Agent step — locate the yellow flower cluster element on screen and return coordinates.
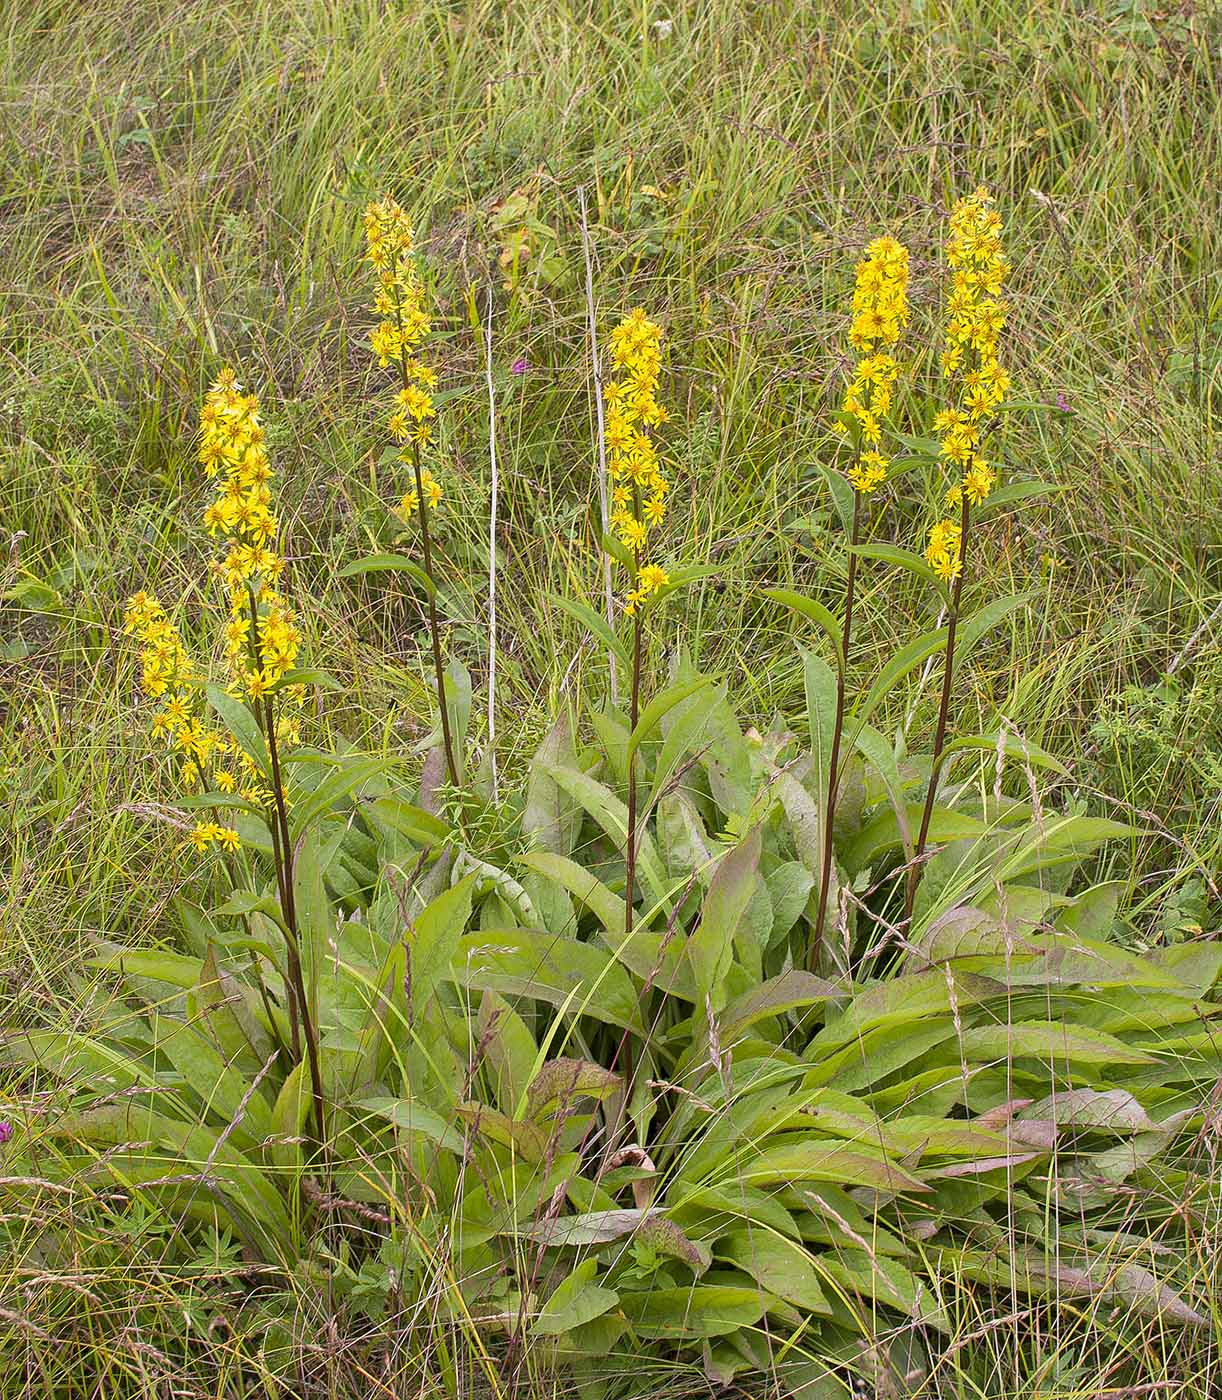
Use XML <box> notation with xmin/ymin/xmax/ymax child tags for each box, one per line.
<box><xmin>190</xmin><ymin>820</ymin><xmax>241</xmax><ymax>853</ymax></box>
<box><xmin>838</xmin><ymin>236</ymin><xmax>910</xmax><ymax>493</ymax></box>
<box><xmin>925</xmin><ymin>188</ymin><xmax>1012</xmax><ymax>582</ymax></box>
<box><xmin>605</xmin><ymin>309</ymin><xmax>671</xmax><ymax>615</ymax></box>
<box><xmin>122</xmin><ymin>591</ymin><xmax>249</xmax><ymax>832</ymax></box>
<box><xmin>197</xmin><ymin>370</ymin><xmax>304</xmax><ymax>707</ymax></box>
<box><xmin>364</xmin><ymin>196</ymin><xmax>443</xmax><ymax>519</ymax></box>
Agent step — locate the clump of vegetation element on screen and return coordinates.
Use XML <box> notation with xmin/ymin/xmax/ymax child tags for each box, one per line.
<box><xmin>3</xmin><ymin>183</ymin><xmax>1220</xmax><ymax>1400</ymax></box>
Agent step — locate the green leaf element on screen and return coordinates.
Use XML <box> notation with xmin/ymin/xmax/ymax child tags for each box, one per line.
<box><xmin>290</xmin><ymin>755</ymin><xmax>402</xmax><ymax>839</ymax></box>
<box><xmin>268</xmin><ymin>667</ymin><xmax>344</xmax><ymax>693</ymax></box>
<box><xmin>364</xmin><ymin>796</ymin><xmax>452</xmax><ymax>847</ymax></box>
<box><xmin>521</xmin><ymin>713</ymin><xmax>582</xmax><ymax>856</ymax></box>
<box><xmin>549</xmin><ymin>594</ymin><xmax>631</xmax><ymax>671</ymax></box>
<box><xmin>852</xmin><ymin>627</ymin><xmax>948</xmax><ymax>733</ymax></box>
<box><xmin>620</xmin><ymin>1285</ymin><xmax>767</xmax><ymax>1340</ymax></box>
<box><xmin>453</xmin><ymin>929</ymin><xmax>640</xmax><ymax>1029</ymax></box>
<box><xmin>408</xmin><ymin>873</ymin><xmax>479</xmax><ymax>1018</ymax></box>
<box><xmin>847</xmin><ymin>543</ymin><xmax>950</xmax><ymax>602</ymax></box>
<box><xmin>338</xmin><ymin>553</ymin><xmax>435</xmax><ymax>597</ymax></box>
<box><xmin>717</xmin><ymin>1230</ymin><xmax>830</xmax><ymax>1314</ymax></box>
<box><xmin>975</xmin><ymin>480</ymin><xmax>1066</xmax><ymax>515</ymax></box>
<box><xmin>534</xmin><ymin>1260</ymin><xmax>620</xmax><ymax>1337</ymax></box>
<box><xmin>214</xmin><ymin>890</ymin><xmax>287</xmax><ymax>930</ymax></box>
<box><xmin>762</xmin><ymin>590</ymin><xmax>844</xmax><ymax>670</ymax></box>
<box><xmin>689</xmin><ymin>828</ymin><xmax>761</xmax><ymax>1011</ymax></box>
<box><xmin>809</xmin><ymin>460</ymin><xmax>854</xmax><ymax>534</ymax></box>
<box><xmin>600</xmin><ymin>530</ymin><xmax>634</xmax><ymax>571</ymax></box>
<box><xmin>721</xmin><ymin>970</ymin><xmax>838</xmax><ymax>1042</ymax></box>
<box><xmin>626</xmin><ymin>676</ymin><xmax>714</xmax><ymax>766</ymax></box>
<box><xmin>738</xmin><ymin>1139</ymin><xmax>929</xmax><ymax>1195</ymax></box>
<box><xmin>516</xmin><ymin>851</ymin><xmax>625</xmax><ymax>936</ymax></box>
<box><xmin>955</xmin><ymin>592</ymin><xmax>1035</xmax><ymax>672</ymax></box>
<box><xmin>956</xmin><ymin>1021</ymin><xmax>1156</xmax><ymax>1065</ymax></box>
<box><xmin>933</xmin><ymin>731</ymin><xmax>1069</xmax><ymax>780</ymax></box>
<box><xmin>843</xmin><ymin>804</ymin><xmax>988</xmax><ymax>872</ymax></box>
<box><xmin>206</xmin><ymin>685</ymin><xmax>270</xmax><ymax>778</ymax></box>
<box><xmin>539</xmin><ymin>762</ymin><xmax>670</xmax><ymax>913</ymax></box>
<box><xmin>357</xmin><ymin>1095</ymin><xmax>467</xmax><ymax>1155</ymax></box>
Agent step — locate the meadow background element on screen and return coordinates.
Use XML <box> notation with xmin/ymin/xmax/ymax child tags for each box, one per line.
<box><xmin>1</xmin><ymin>0</ymin><xmax>1220</xmax><ymax>1396</ymax></box>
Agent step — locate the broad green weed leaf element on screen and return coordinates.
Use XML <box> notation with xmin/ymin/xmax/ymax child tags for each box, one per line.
<box><xmin>763</xmin><ymin>590</ymin><xmax>844</xmax><ymax>669</ymax></box>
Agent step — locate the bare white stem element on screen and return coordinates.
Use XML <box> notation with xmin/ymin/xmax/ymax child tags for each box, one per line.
<box><xmin>484</xmin><ymin>283</ymin><xmax>500</xmax><ymax>804</ymax></box>
<box><xmin>579</xmin><ymin>184</ymin><xmax>618</xmax><ymax>703</ymax></box>
<box><xmin>1168</xmin><ymin>597</ymin><xmax>1222</xmax><ymax>676</ymax></box>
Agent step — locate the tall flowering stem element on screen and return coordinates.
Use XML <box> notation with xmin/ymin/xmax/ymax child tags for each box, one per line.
<box><xmin>907</xmin><ymin>189</ymin><xmax>1011</xmax><ymax>920</ymax></box>
<box><xmin>126</xmin><ymin>369</ymin><xmax>326</xmax><ymax>1155</ymax></box>
<box><xmin>364</xmin><ymin>196</ymin><xmax>460</xmax><ymax>790</ymax></box>
<box><xmin>813</xmin><ymin>236</ymin><xmax>909</xmax><ymax>969</ymax></box>
<box><xmin>605</xmin><ymin>309</ymin><xmax>669</xmax><ymax>943</ymax></box>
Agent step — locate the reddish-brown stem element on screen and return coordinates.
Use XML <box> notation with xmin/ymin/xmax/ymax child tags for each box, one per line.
<box><xmin>410</xmin><ymin>450</ymin><xmax>460</xmax><ymax>791</ymax></box>
<box><xmin>906</xmin><ymin>493</ymin><xmax>972</xmax><ymax>921</ymax></box>
<box><xmin>810</xmin><ymin>492</ymin><xmax>861</xmax><ymax>971</ymax></box>
<box><xmin>261</xmin><ymin>692</ymin><xmax>327</xmax><ymax>1159</ymax></box>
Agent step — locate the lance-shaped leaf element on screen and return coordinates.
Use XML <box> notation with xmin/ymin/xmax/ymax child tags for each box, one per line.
<box><xmin>735</xmin><ymin>1139</ymin><xmax>930</xmax><ymax>1195</ymax></box>
<box><xmin>539</xmin><ymin>761</ymin><xmax>671</xmax><ymax>911</ymax></box>
<box><xmin>521</xmin><ymin>713</ymin><xmax>582</xmax><ymax>855</ymax></box>
<box><xmin>525</xmin><ymin>1058</ymin><xmax>622</xmax><ymax>1122</ymax></box>
<box><xmin>206</xmin><ymin>684</ymin><xmax>270</xmax><ymax>779</ymax></box>
<box><xmin>620</xmin><ymin>1284</ymin><xmax>768</xmax><ymax>1340</ymax></box>
<box><xmin>847</xmin><ymin>542</ymin><xmax>950</xmax><ymax>603</ymax></box>
<box><xmin>721</xmin><ymin>970</ymin><xmax>839</xmax><ymax>1042</ymax></box>
<box><xmin>453</xmin><ymin>929</ymin><xmax>640</xmax><ymax>1029</ymax></box>
<box><xmin>956</xmin><ymin>1020</ymin><xmax>1156</xmax><ymax>1065</ymax></box>
<box><xmin>763</xmin><ymin>589</ymin><xmax>844</xmax><ymax>670</ymax></box>
<box><xmin>688</xmin><ymin>827</ymin><xmax>761</xmax><ymax>1012</ymax></box>
<box><xmin>338</xmin><ymin>552</ymin><xmax>436</xmax><ymax>597</ymax></box>
<box><xmin>549</xmin><ymin>593</ymin><xmax>631</xmax><ymax>671</ymax></box>
<box><xmin>717</xmin><ymin>1230</ymin><xmax>831</xmax><ymax>1314</ymax></box>
<box><xmin>533</xmin><ymin>1259</ymin><xmax>620</xmax><ymax>1337</ymax></box>
<box><xmin>626</xmin><ymin>676</ymin><xmax>714</xmax><ymax>766</ymax></box>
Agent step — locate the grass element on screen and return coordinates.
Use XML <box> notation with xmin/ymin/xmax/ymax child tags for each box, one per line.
<box><xmin>1</xmin><ymin>0</ymin><xmax>1220</xmax><ymax>1395</ymax></box>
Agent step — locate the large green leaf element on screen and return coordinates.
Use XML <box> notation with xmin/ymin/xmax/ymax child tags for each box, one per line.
<box><xmin>956</xmin><ymin>1021</ymin><xmax>1156</xmax><ymax>1065</ymax></box>
<box><xmin>534</xmin><ymin>1259</ymin><xmax>619</xmax><ymax>1336</ymax></box>
<box><xmin>762</xmin><ymin>590</ymin><xmax>844</xmax><ymax>670</ymax></box>
<box><xmin>620</xmin><ymin>1284</ymin><xmax>768</xmax><ymax>1340</ymax></box>
<box><xmin>521</xmin><ymin>713</ymin><xmax>582</xmax><ymax>856</ymax></box>
<box><xmin>516</xmin><ymin>850</ymin><xmax>625</xmax><ymax>935</ymax></box>
<box><xmin>452</xmin><ymin>929</ymin><xmax>640</xmax><ymax>1029</ymax></box>
<box><xmin>717</xmin><ymin>1230</ymin><xmax>831</xmax><ymax>1314</ymax></box>
<box><xmin>407</xmin><ymin>873</ymin><xmax>478</xmax><ymax>1019</ymax></box>
<box><xmin>689</xmin><ymin>827</ymin><xmax>761</xmax><ymax>1010</ymax></box>
<box><xmin>539</xmin><ymin>761</ymin><xmax>671</xmax><ymax>911</ymax></box>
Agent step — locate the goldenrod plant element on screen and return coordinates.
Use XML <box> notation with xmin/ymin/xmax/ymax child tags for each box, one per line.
<box><xmin>907</xmin><ymin>187</ymin><xmax>1013</xmax><ymax>919</ymax></box>
<box><xmin>357</xmin><ymin>194</ymin><xmax>461</xmax><ymax>790</ymax></box>
<box><xmin>3</xmin><ymin>181</ymin><xmax>1219</xmax><ymax>1400</ymax></box>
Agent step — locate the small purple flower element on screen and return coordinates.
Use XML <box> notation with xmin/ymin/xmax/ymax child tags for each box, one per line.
<box><xmin>0</xmin><ymin>1121</ymin><xmax>12</xmax><ymax>1146</ymax></box>
<box><xmin>510</xmin><ymin>357</ymin><xmax>529</xmax><ymax>376</ymax></box>
<box><xmin>1055</xmin><ymin>391</ymin><xmax>1071</xmax><ymax>413</ymax></box>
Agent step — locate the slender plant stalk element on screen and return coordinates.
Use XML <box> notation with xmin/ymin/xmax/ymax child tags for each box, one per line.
<box><xmin>409</xmin><ymin>441</ymin><xmax>460</xmax><ymax>790</ymax></box>
<box><xmin>623</xmin><ymin>598</ymin><xmax>644</xmax><ymax>940</ymax></box>
<box><xmin>389</xmin><ymin>269</ymin><xmax>460</xmax><ymax>790</ymax></box>
<box><xmin>907</xmin><ymin>493</ymin><xmax>972</xmax><ymax>920</ymax></box>
<box><xmin>483</xmin><ymin>282</ymin><xmax>499</xmax><ymax>803</ymax></box>
<box><xmin>261</xmin><ymin>692</ymin><xmax>327</xmax><ymax>1158</ymax></box>
<box><xmin>811</xmin><ymin>493</ymin><xmax>861</xmax><ymax>970</ymax></box>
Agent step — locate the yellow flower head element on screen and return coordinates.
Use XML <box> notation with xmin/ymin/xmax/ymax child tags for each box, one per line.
<box><xmin>365</xmin><ymin>195</ymin><xmax>445</xmax><ymax>525</ymax></box>
<box><xmin>838</xmin><ymin>235</ymin><xmax>910</xmax><ymax>494</ymax></box>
